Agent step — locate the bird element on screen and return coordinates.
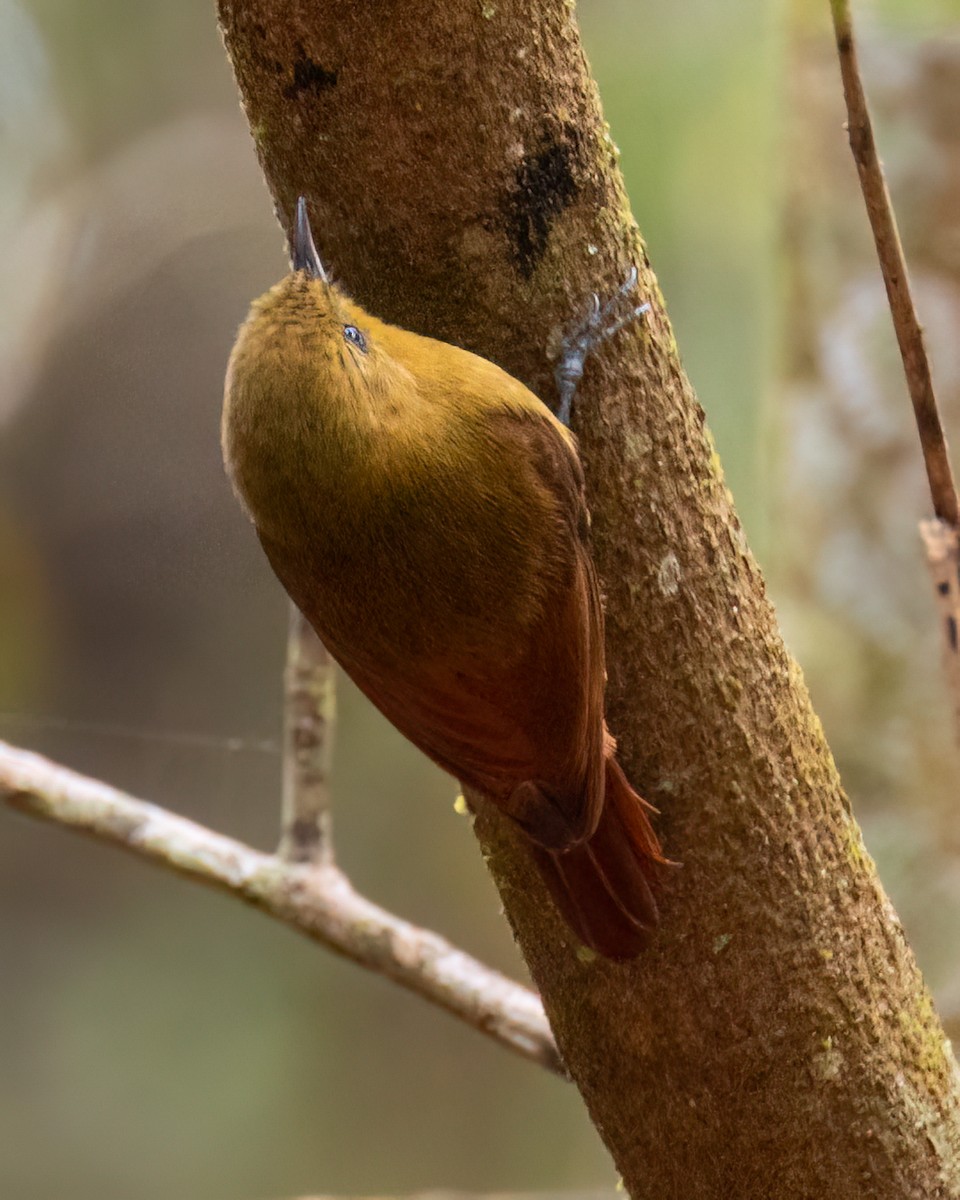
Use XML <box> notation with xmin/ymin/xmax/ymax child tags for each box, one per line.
<box><xmin>222</xmin><ymin>197</ymin><xmax>666</xmax><ymax>958</ymax></box>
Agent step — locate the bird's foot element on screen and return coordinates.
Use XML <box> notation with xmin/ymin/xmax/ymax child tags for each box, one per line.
<box><xmin>554</xmin><ymin>267</ymin><xmax>650</xmax><ymax>427</ymax></box>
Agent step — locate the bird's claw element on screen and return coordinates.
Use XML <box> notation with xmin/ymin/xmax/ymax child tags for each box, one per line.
<box><xmin>554</xmin><ymin>266</ymin><xmax>649</xmax><ymax>427</ymax></box>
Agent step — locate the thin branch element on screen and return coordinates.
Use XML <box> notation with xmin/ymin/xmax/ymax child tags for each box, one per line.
<box><xmin>830</xmin><ymin>2</ymin><xmax>960</xmax><ymax>736</ymax></box>
<box><xmin>829</xmin><ymin>0</ymin><xmax>960</xmax><ymax>527</ymax></box>
<box><xmin>0</xmin><ymin>739</ymin><xmax>562</xmax><ymax>1075</ymax></box>
<box><xmin>280</xmin><ymin>603</ymin><xmax>335</xmax><ymax>865</ymax></box>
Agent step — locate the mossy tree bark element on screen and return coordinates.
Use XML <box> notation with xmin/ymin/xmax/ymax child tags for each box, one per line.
<box><xmin>216</xmin><ymin>1</ymin><xmax>960</xmax><ymax>1195</ymax></box>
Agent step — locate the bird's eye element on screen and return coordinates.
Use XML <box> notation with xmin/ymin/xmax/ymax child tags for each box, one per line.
<box><xmin>343</xmin><ymin>325</ymin><xmax>367</xmax><ymax>353</ymax></box>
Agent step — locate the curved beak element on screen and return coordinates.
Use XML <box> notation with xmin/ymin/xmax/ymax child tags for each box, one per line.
<box><xmin>292</xmin><ymin>196</ymin><xmax>328</xmax><ymax>281</ymax></box>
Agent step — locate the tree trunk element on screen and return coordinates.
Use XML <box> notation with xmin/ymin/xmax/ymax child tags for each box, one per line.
<box><xmin>216</xmin><ymin>1</ymin><xmax>960</xmax><ymax>1195</ymax></box>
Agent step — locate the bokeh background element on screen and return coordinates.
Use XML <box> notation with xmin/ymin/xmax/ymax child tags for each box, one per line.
<box><xmin>2</xmin><ymin>0</ymin><xmax>960</xmax><ymax>1197</ymax></box>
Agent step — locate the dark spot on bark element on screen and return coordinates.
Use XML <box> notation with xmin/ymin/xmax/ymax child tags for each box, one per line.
<box><xmin>837</xmin><ymin>31</ymin><xmax>852</xmax><ymax>55</ymax></box>
<box><xmin>948</xmin><ymin>615</ymin><xmax>958</xmax><ymax>653</ymax></box>
<box><xmin>938</xmin><ymin>580</ymin><xmax>950</xmax><ymax>596</ymax></box>
<box><xmin>503</xmin><ymin>127</ymin><xmax>580</xmax><ymax>278</ymax></box>
<box><xmin>283</xmin><ymin>54</ymin><xmax>338</xmax><ymax>99</ymax></box>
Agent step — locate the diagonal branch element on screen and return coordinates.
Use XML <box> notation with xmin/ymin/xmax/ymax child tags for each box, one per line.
<box><xmin>829</xmin><ymin>0</ymin><xmax>959</xmax><ymax>527</ymax></box>
<box><xmin>829</xmin><ymin>0</ymin><xmax>960</xmax><ymax>734</ymax></box>
<box><xmin>0</xmin><ymin>739</ymin><xmax>562</xmax><ymax>1075</ymax></box>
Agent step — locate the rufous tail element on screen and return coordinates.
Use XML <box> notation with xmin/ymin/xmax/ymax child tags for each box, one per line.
<box><xmin>531</xmin><ymin>757</ymin><xmax>667</xmax><ymax>959</ymax></box>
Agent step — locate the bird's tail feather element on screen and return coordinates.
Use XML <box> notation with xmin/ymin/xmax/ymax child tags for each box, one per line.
<box><xmin>532</xmin><ymin>757</ymin><xmax>667</xmax><ymax>959</ymax></box>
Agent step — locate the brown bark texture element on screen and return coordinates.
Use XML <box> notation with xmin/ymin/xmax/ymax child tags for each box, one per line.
<box><xmin>216</xmin><ymin>1</ymin><xmax>960</xmax><ymax>1196</ymax></box>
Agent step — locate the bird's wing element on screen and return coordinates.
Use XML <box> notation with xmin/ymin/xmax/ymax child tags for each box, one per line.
<box><xmin>261</xmin><ymin>404</ymin><xmax>609</xmax><ymax>848</ymax></box>
<box><xmin>361</xmin><ymin>407</ymin><xmax>606</xmax><ymax>841</ymax></box>
<box><xmin>328</xmin><ymin>535</ymin><xmax>608</xmax><ymax>848</ymax></box>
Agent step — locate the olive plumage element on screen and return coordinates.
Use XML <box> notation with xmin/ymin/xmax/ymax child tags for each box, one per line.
<box><xmin>222</xmin><ymin>200</ymin><xmax>664</xmax><ymax>958</ymax></box>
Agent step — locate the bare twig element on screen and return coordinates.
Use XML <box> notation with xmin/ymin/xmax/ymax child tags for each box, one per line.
<box><xmin>829</xmin><ymin>2</ymin><xmax>960</xmax><ymax>735</ymax></box>
<box><xmin>280</xmin><ymin>603</ymin><xmax>335</xmax><ymax>865</ymax></box>
<box><xmin>829</xmin><ymin>0</ymin><xmax>960</xmax><ymax>527</ymax></box>
<box><xmin>0</xmin><ymin>740</ymin><xmax>562</xmax><ymax>1075</ymax></box>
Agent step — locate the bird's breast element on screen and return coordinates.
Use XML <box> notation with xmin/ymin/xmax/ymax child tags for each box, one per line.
<box><xmin>255</xmin><ymin>414</ymin><xmax>567</xmax><ymax>666</ymax></box>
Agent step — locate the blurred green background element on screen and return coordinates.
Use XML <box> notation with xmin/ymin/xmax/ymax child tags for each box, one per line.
<box><xmin>2</xmin><ymin>1</ymin><xmax>960</xmax><ymax>1197</ymax></box>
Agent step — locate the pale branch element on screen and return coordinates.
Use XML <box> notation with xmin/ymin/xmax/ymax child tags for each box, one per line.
<box><xmin>0</xmin><ymin>739</ymin><xmax>562</xmax><ymax>1075</ymax></box>
<box><xmin>280</xmin><ymin>602</ymin><xmax>336</xmax><ymax>865</ymax></box>
<box><xmin>829</xmin><ymin>0</ymin><xmax>959</xmax><ymax>528</ymax></box>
